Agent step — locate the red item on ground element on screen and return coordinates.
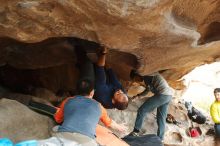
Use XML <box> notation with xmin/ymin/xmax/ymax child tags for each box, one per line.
<box><xmin>190</xmin><ymin>128</ymin><xmax>200</xmax><ymax>137</ymax></box>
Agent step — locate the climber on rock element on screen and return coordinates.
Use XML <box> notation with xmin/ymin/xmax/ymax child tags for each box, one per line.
<box><xmin>128</xmin><ymin>70</ymin><xmax>173</xmax><ymax>140</ymax></box>
<box><xmin>93</xmin><ymin>45</ymin><xmax>128</xmax><ymax>110</ymax></box>
<box><xmin>53</xmin><ymin>42</ymin><xmax>128</xmax><ymax>145</ymax></box>
<box><xmin>67</xmin><ymin>38</ymin><xmax>128</xmax><ymax>110</ymax></box>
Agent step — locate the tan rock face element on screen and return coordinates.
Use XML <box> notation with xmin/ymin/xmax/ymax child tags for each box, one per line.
<box><xmin>0</xmin><ymin>0</ymin><xmax>220</xmax><ymax>90</ymax></box>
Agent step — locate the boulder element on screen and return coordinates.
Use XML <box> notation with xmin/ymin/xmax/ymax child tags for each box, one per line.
<box><xmin>0</xmin><ymin>98</ymin><xmax>54</xmax><ymax>143</ymax></box>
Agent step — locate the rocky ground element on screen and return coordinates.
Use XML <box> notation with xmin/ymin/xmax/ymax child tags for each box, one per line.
<box><xmin>0</xmin><ymin>84</ymin><xmax>217</xmax><ymax>146</ymax></box>
<box><xmin>108</xmin><ymin>83</ymin><xmax>216</xmax><ymax>146</ymax></box>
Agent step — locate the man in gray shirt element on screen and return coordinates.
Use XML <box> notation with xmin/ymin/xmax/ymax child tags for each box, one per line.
<box><xmin>129</xmin><ymin>70</ymin><xmax>173</xmax><ymax>140</ymax></box>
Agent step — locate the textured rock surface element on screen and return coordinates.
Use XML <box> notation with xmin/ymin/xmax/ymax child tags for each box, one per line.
<box><xmin>0</xmin><ymin>0</ymin><xmax>220</xmax><ymax>89</ymax></box>
<box><xmin>1</xmin><ymin>1</ymin><xmax>220</xmax><ymax>145</ymax></box>
<box><xmin>0</xmin><ymin>98</ymin><xmax>54</xmax><ymax>143</ymax></box>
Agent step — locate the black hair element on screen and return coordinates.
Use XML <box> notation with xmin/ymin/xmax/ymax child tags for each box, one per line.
<box><xmin>214</xmin><ymin>88</ymin><xmax>220</xmax><ymax>93</ymax></box>
<box><xmin>76</xmin><ymin>78</ymin><xmax>94</xmax><ymax>96</ymax></box>
<box><xmin>130</xmin><ymin>69</ymin><xmax>137</xmax><ymax>79</ymax></box>
<box><xmin>130</xmin><ymin>69</ymin><xmax>140</xmax><ymax>79</ymax></box>
<box><xmin>114</xmin><ymin>98</ymin><xmax>128</xmax><ymax>110</ymax></box>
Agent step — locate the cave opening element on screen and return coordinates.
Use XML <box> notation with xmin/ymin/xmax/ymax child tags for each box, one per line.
<box><xmin>199</xmin><ymin>22</ymin><xmax>220</xmax><ymax>45</ymax></box>
<box><xmin>181</xmin><ymin>62</ymin><xmax>220</xmax><ymax>114</ymax></box>
<box><xmin>0</xmin><ymin>37</ymin><xmax>138</xmax><ymax>103</ymax></box>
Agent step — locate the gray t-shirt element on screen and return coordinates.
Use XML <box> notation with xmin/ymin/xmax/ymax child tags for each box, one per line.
<box><xmin>143</xmin><ymin>73</ymin><xmax>173</xmax><ymax>96</ymax></box>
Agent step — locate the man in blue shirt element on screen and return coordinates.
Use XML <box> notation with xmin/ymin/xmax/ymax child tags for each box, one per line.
<box><xmin>69</xmin><ymin>39</ymin><xmax>128</xmax><ymax>110</ymax></box>
<box><xmin>94</xmin><ymin>46</ymin><xmax>128</xmax><ymax>110</ymax></box>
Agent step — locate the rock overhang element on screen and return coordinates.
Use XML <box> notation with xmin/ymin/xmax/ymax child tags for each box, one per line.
<box><xmin>0</xmin><ymin>0</ymin><xmax>220</xmax><ymax>89</ymax></box>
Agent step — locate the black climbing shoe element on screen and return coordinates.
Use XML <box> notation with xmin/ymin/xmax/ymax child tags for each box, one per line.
<box><xmin>127</xmin><ymin>131</ymin><xmax>141</xmax><ymax>137</ymax></box>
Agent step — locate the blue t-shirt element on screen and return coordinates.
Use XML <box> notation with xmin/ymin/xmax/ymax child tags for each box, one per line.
<box><xmin>58</xmin><ymin>96</ymin><xmax>101</xmax><ymax>139</ymax></box>
<box><xmin>94</xmin><ymin>66</ymin><xmax>124</xmax><ymax>109</ymax></box>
